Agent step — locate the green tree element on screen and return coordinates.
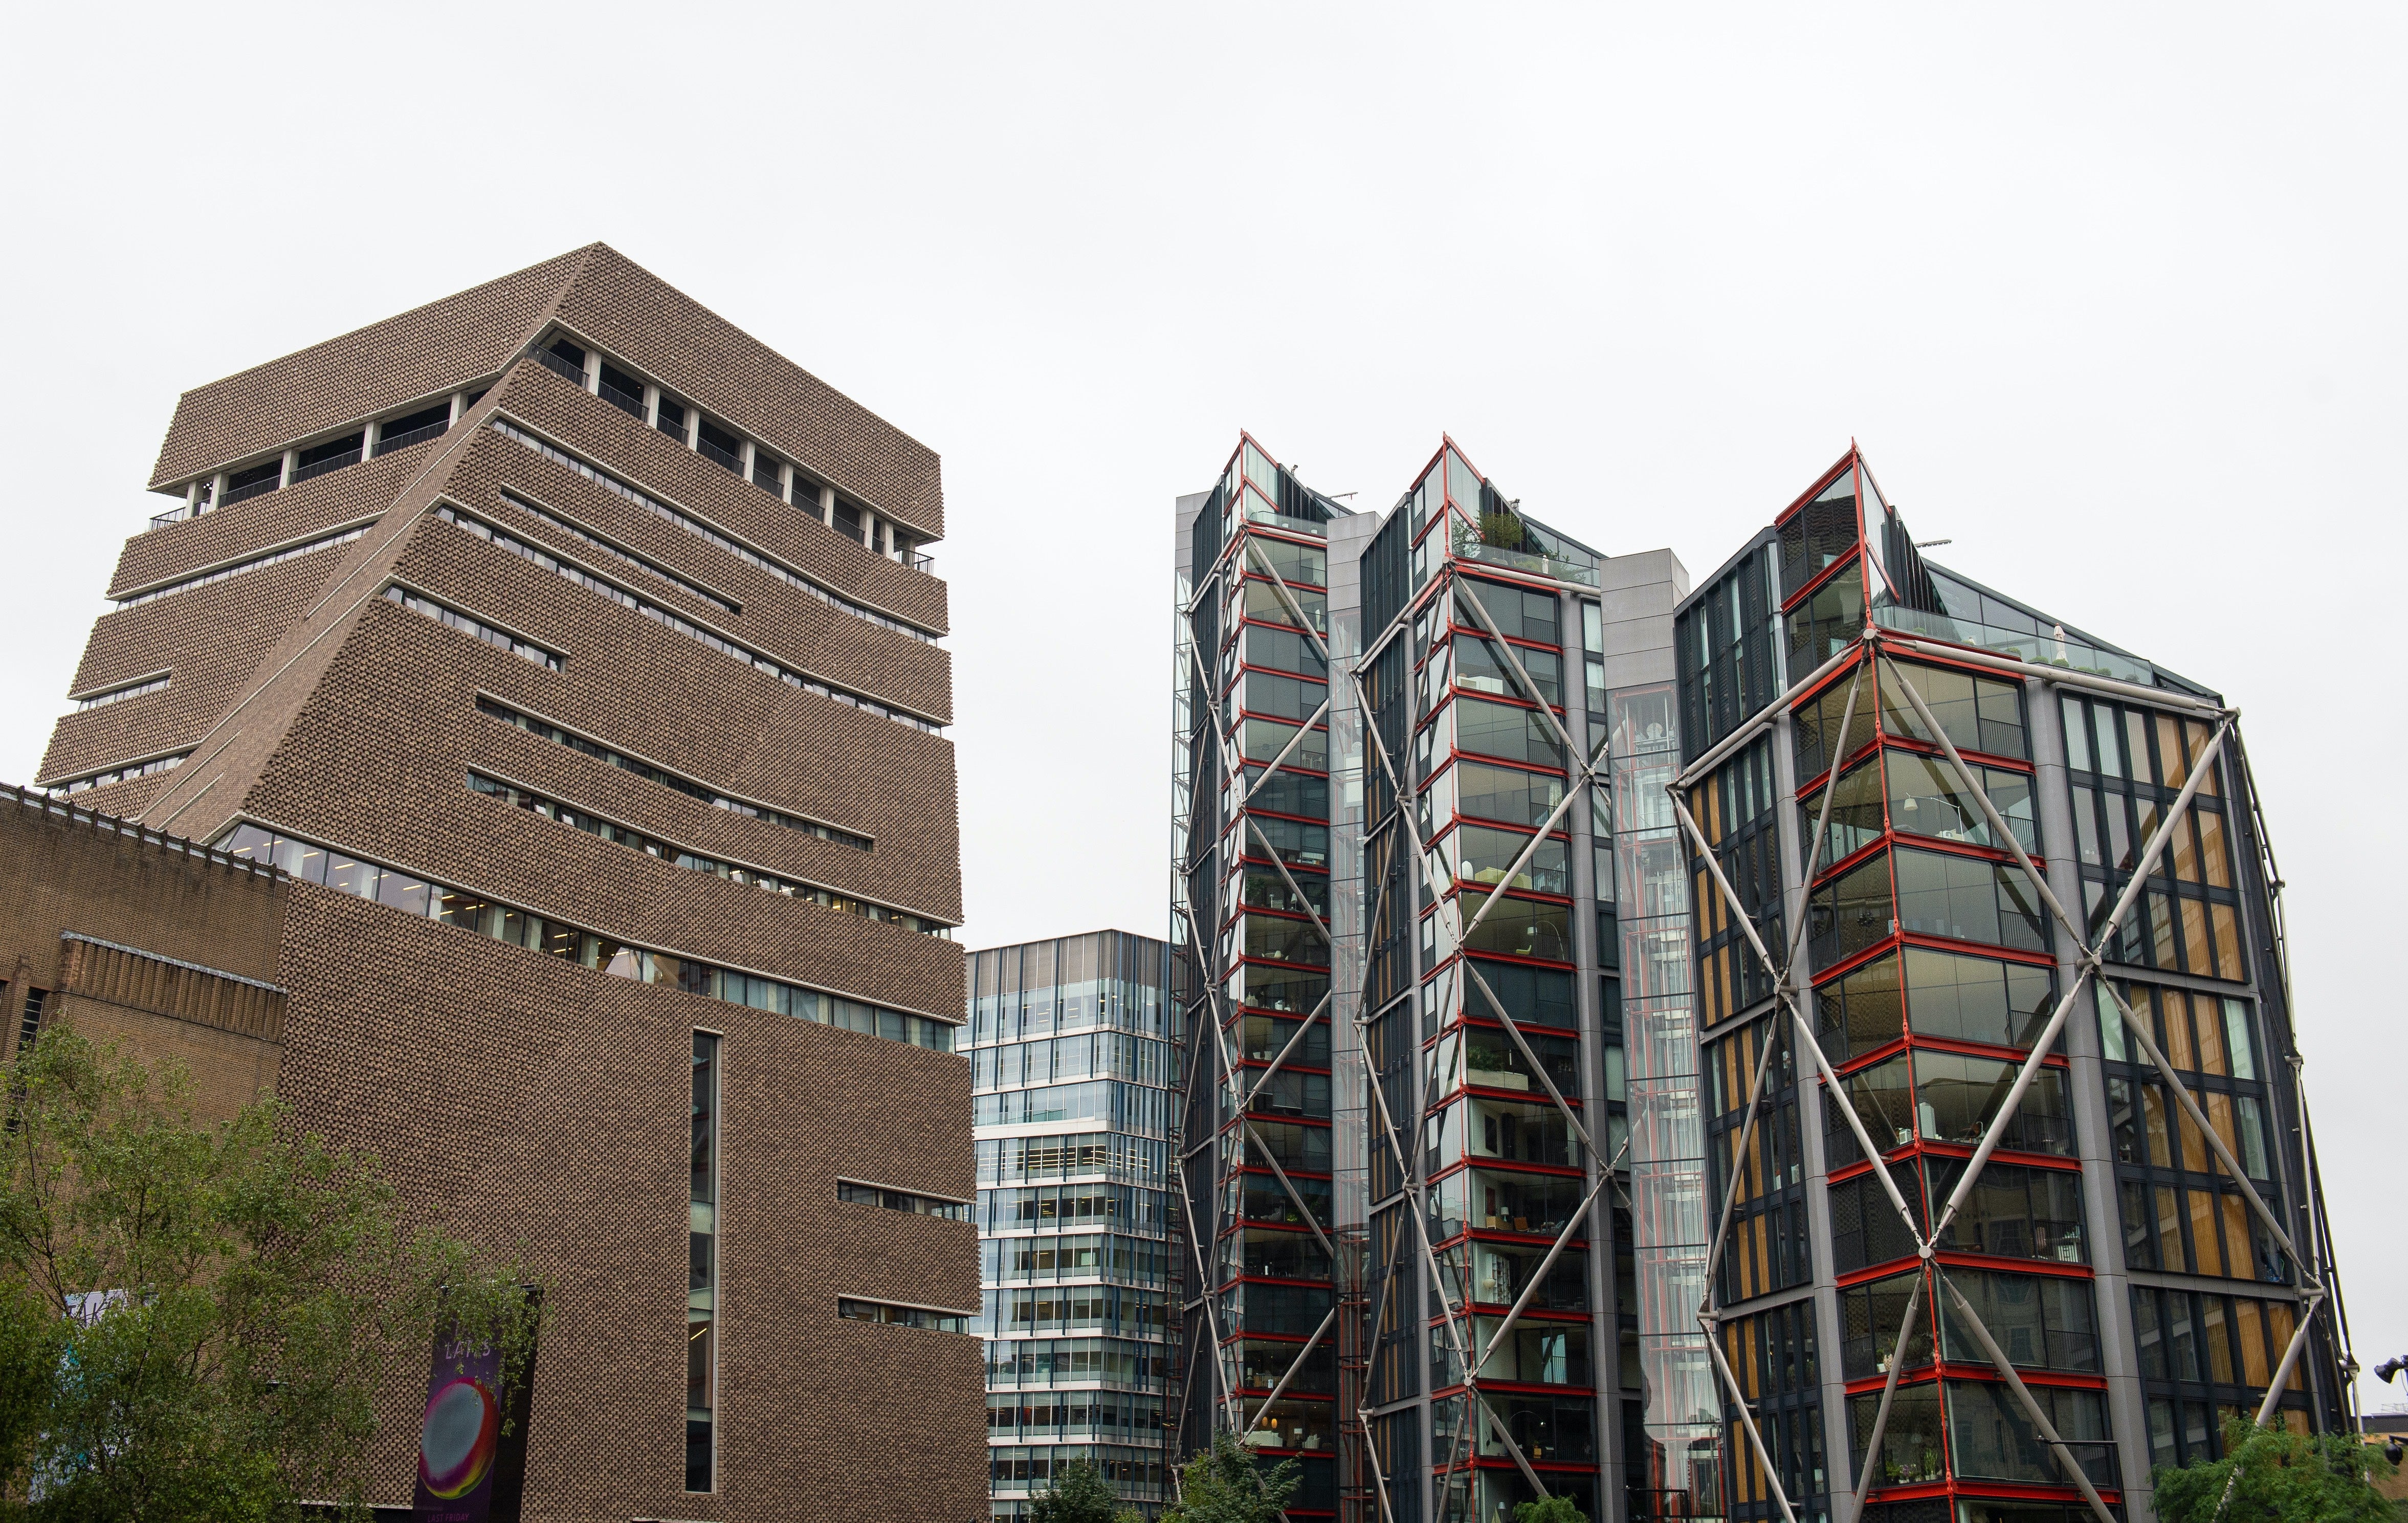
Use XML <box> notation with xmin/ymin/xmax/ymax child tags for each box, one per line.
<box><xmin>1515</xmin><ymin>1497</ymin><xmax>1588</xmax><ymax>1523</ymax></box>
<box><xmin>1162</xmin><ymin>1430</ymin><xmax>1302</xmax><ymax>1523</ymax></box>
<box><xmin>1478</xmin><ymin>510</ymin><xmax>1527</xmax><ymax>550</ymax></box>
<box><xmin>1030</xmin><ymin>1458</ymin><xmax>1133</xmax><ymax>1523</ymax></box>
<box><xmin>0</xmin><ymin>1025</ymin><xmax>543</xmax><ymax>1522</ymax></box>
<box><xmin>2151</xmin><ymin>1411</ymin><xmax>2397</xmax><ymax>1523</ymax></box>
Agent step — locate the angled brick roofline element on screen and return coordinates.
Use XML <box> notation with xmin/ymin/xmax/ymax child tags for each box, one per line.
<box><xmin>2</xmin><ymin>780</ymin><xmax>281</xmax><ymax>883</ymax></box>
<box><xmin>148</xmin><ymin>248</ymin><xmax>589</xmax><ymax>493</ymax></box>
<box><xmin>148</xmin><ymin>244</ymin><xmax>945</xmax><ymax>542</ymax></box>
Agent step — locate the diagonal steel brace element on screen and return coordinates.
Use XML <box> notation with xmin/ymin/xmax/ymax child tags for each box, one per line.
<box><xmin>1936</xmin><ymin>1269</ymin><xmax>2118</xmax><ymax>1523</ymax></box>
<box><xmin>1845</xmin><ymin>1268</ymin><xmax>1928</xmax><ymax>1523</ymax></box>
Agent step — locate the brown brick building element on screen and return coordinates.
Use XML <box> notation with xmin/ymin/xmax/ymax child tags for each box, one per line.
<box><xmin>21</xmin><ymin>246</ymin><xmax>982</xmax><ymax>1520</ymax></box>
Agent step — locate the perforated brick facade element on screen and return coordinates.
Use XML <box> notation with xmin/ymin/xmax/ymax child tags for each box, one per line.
<box><xmin>26</xmin><ymin>248</ymin><xmax>980</xmax><ymax>1519</ymax></box>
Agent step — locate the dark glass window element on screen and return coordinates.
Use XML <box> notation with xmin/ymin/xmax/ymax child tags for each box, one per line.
<box><xmin>1785</xmin><ymin>561</ymin><xmax>1863</xmax><ymax>671</ymax></box>
<box><xmin>599</xmin><ymin>362</ymin><xmax>646</xmax><ymax>418</ymax></box>
<box><xmin>1779</xmin><ymin>466</ymin><xmax>1859</xmax><ymax>599</ymax></box>
<box><xmin>688</xmin><ymin>1031</ymin><xmax>720</xmax><ymax>1492</ymax></box>
<box><xmin>1890</xmin><ymin>846</ymin><xmax>2047</xmax><ymax>955</ymax></box>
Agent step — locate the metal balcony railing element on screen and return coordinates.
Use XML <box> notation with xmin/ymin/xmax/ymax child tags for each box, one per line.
<box><xmin>290</xmin><ymin>448</ymin><xmax>360</xmax><ymax>485</ymax></box>
<box><xmin>373</xmin><ymin>419</ymin><xmax>450</xmax><ymax>456</ymax></box>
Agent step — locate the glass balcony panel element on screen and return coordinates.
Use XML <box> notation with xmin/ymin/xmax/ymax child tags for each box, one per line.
<box><xmin>1901</xmin><ymin>946</ymin><xmax>2055</xmax><ymax>1051</ymax></box>
<box><xmin>1244</xmin><ymin>575</ymin><xmax>1328</xmax><ymax>633</ymax></box>
<box><xmin>1877</xmin><ymin>659</ymin><xmax>2030</xmax><ymax>761</ymax></box>
<box><xmin>1457</xmin><ymin>891</ymin><xmax>1574</xmax><ymax>964</ymax></box>
<box><xmin>1454</xmin><ymin>696</ymin><xmax>1567</xmax><ymax>770</ymax></box>
<box><xmin>1453</xmin><ymin>633</ymin><xmax>1563</xmax><ymax>705</ymax></box>
<box><xmin>1425</xmin><ymin>1025</ymin><xmax>1581</xmax><ymax>1100</ymax></box>
<box><xmin>1892</xmin><ymin>847</ymin><xmax>2048</xmax><ymax>955</ymax></box>
<box><xmin>1945</xmin><ymin>1379</ymin><xmax>2113</xmax><ymax>1487</ymax></box>
<box><xmin>1913</xmin><ymin>1050</ymin><xmax>2073</xmax><ymax>1155</ymax></box>
<box><xmin>1848</xmin><ymin>1380</ymin><xmax>1945</xmax><ymax>1487</ymax></box>
<box><xmin>1438</xmin><ymin>1166</ymin><xmax>1586</xmax><ymax>1237</ymax></box>
<box><xmin>1239</xmin><ymin>1396</ymin><xmax>1336</xmax><ymax>1451</ymax></box>
<box><xmin>1469</xmin><ymin>1325</ymin><xmax>1596</xmax><ymax>1394</ymax></box>
<box><xmin>1885</xmin><ymin>748</ymin><xmax>2038</xmax><ymax>854</ymax></box>
<box><xmin>1839</xmin><ymin>1269</ymin><xmax>1934</xmax><ymax>1381</ymax></box>
<box><xmin>1450</xmin><ymin>823</ymin><xmax>1570</xmax><ymax>896</ymax></box>
<box><xmin>1428</xmin><ymin>1095</ymin><xmax>1581</xmax><ymax>1173</ymax></box>
<box><xmin>1444</xmin><ymin>1240</ymin><xmax>1590</xmax><ymax>1313</ymax></box>
<box><xmin>1454</xmin><ymin>761</ymin><xmax>1564</xmax><ymax>829</ymax></box>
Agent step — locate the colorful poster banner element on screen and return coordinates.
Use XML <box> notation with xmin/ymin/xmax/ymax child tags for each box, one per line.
<box><xmin>412</xmin><ymin>1306</ymin><xmax>536</xmax><ymax>1523</ymax></box>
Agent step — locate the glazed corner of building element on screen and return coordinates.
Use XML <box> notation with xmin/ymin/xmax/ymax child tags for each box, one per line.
<box><xmin>1672</xmin><ymin>442</ymin><xmax>2347</xmax><ymax>1523</ymax></box>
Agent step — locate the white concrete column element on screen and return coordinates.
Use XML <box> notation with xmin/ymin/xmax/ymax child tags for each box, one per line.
<box><xmin>778</xmin><ymin>463</ymin><xmax>796</xmax><ymax>505</ymax></box>
<box><xmin>739</xmin><ymin>440</ymin><xmax>757</xmax><ymax>480</ymax></box>
<box><xmin>448</xmin><ymin>392</ymin><xmax>465</xmax><ymax>426</ymax></box>
<box><xmin>583</xmin><ymin>347</ymin><xmax>601</xmax><ymax>393</ymax></box>
<box><xmin>363</xmin><ymin>419</ymin><xmax>381</xmax><ymax>458</ymax></box>
<box><xmin>643</xmin><ymin>384</ymin><xmax>660</xmax><ymax>429</ymax></box>
<box><xmin>278</xmin><ymin>449</ymin><xmax>297</xmax><ymax>489</ymax></box>
<box><xmin>210</xmin><ymin>471</ymin><xmax>228</xmax><ymax>510</ymax></box>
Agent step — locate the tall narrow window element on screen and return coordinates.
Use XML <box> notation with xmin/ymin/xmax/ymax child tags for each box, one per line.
<box><xmin>688</xmin><ymin>1031</ymin><xmax>721</xmax><ymax>1492</ymax></box>
<box><xmin>16</xmin><ymin>989</ymin><xmax>46</xmax><ymax>1056</ymax></box>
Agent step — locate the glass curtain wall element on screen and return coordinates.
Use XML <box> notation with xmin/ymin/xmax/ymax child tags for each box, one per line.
<box><xmin>971</xmin><ymin>932</ymin><xmax>1182</xmax><ymax>1520</ymax></box>
<box><xmin>1620</xmin><ymin>679</ymin><xmax>1722</xmax><ymax>1523</ymax></box>
<box><xmin>1375</xmin><ymin>443</ymin><xmax>1621</xmax><ymax>1522</ymax></box>
<box><xmin>1673</xmin><ymin>446</ymin><xmax>2351</xmax><ymax>1523</ymax></box>
<box><xmin>1176</xmin><ymin>437</ymin><xmax>1352</xmax><ymax>1519</ymax></box>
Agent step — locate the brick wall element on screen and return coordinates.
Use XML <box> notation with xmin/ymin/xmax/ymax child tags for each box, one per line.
<box><xmin>276</xmin><ymin>883</ymin><xmax>985</xmax><ymax>1521</ymax></box>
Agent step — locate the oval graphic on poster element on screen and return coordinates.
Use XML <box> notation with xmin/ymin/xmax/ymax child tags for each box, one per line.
<box><xmin>418</xmin><ymin>1375</ymin><xmax>500</xmax><ymax>1498</ymax></box>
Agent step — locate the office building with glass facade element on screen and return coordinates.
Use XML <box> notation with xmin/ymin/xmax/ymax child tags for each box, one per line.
<box><xmin>1672</xmin><ymin>447</ymin><xmax>2354</xmax><ymax>1523</ymax></box>
<box><xmin>970</xmin><ymin>930</ymin><xmax>1185</xmax><ymax>1519</ymax></box>
<box><xmin>1174</xmin><ymin>436</ymin><xmax>1692</xmax><ymax>1522</ymax></box>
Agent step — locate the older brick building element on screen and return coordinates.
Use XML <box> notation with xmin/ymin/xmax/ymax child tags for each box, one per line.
<box><xmin>25</xmin><ymin>246</ymin><xmax>982</xmax><ymax>1520</ymax></box>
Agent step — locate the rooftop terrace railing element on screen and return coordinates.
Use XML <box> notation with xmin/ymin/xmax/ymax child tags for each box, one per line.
<box><xmin>534</xmin><ymin>346</ymin><xmax>588</xmax><ymax>387</ymax></box>
<box><xmin>1451</xmin><ymin>535</ymin><xmax>1601</xmax><ymax>587</ymax></box>
<box><xmin>147</xmin><ymin>340</ymin><xmax>944</xmax><ymax>578</ymax></box>
<box><xmin>372</xmin><ymin>418</ymin><xmax>451</xmax><ymax>456</ymax></box>
<box><xmin>1243</xmin><ymin>503</ymin><xmax>1328</xmax><ymax>540</ymax></box>
<box><xmin>1872</xmin><ymin>602</ymin><xmax>2153</xmax><ymax>686</ymax></box>
<box><xmin>219</xmin><ymin>475</ymin><xmax>280</xmax><ymax>508</ymax></box>
<box><xmin>289</xmin><ymin>447</ymin><xmax>361</xmax><ymax>485</ymax></box>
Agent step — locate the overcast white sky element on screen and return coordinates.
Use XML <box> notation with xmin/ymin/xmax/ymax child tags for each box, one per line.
<box><xmin>3</xmin><ymin>3</ymin><xmax>2399</xmax><ymax>1414</ymax></box>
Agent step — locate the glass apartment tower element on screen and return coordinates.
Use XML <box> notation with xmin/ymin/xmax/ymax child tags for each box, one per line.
<box><xmin>971</xmin><ymin>930</ymin><xmax>1185</xmax><ymax>1519</ymax></box>
<box><xmin>1672</xmin><ymin>448</ymin><xmax>2353</xmax><ymax>1523</ymax></box>
<box><xmin>1174</xmin><ymin>435</ymin><xmax>1696</xmax><ymax>1522</ymax></box>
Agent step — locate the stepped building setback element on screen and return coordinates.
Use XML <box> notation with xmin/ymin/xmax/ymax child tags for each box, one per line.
<box><xmin>23</xmin><ymin>246</ymin><xmax>984</xmax><ymax>1519</ymax></box>
<box><xmin>1169</xmin><ymin>437</ymin><xmax>2354</xmax><ymax>1523</ymax></box>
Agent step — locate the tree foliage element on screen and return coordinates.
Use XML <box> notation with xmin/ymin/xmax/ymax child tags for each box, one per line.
<box><xmin>1477</xmin><ymin>510</ymin><xmax>1526</xmax><ymax>550</ymax></box>
<box><xmin>1029</xmin><ymin>1457</ymin><xmax>1144</xmax><ymax>1523</ymax></box>
<box><xmin>2150</xmin><ymin>1411</ymin><xmax>2397</xmax><ymax>1523</ymax></box>
<box><xmin>1514</xmin><ymin>1497</ymin><xmax>1588</xmax><ymax>1523</ymax></box>
<box><xmin>1161</xmin><ymin>1431</ymin><xmax>1302</xmax><ymax>1523</ymax></box>
<box><xmin>0</xmin><ymin>1026</ymin><xmax>543</xmax><ymax>1522</ymax></box>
